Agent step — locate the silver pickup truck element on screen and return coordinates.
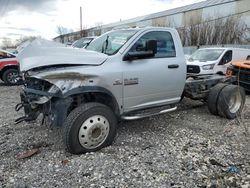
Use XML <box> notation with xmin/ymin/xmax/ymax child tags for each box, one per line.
<box><xmin>16</xmin><ymin>27</ymin><xmax>246</xmax><ymax>154</ymax></box>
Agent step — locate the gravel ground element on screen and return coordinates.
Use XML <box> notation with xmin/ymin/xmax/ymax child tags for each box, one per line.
<box><xmin>0</xmin><ymin>83</ymin><xmax>249</xmax><ymax>188</ymax></box>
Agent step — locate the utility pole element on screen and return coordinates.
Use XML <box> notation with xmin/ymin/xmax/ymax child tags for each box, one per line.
<box><xmin>80</xmin><ymin>6</ymin><xmax>83</xmax><ymax>37</ymax></box>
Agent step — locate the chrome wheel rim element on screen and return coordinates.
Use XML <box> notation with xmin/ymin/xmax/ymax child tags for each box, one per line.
<box><xmin>228</xmin><ymin>92</ymin><xmax>241</xmax><ymax>114</ymax></box>
<box><xmin>78</xmin><ymin>115</ymin><xmax>109</xmax><ymax>149</ymax></box>
<box><xmin>7</xmin><ymin>72</ymin><xmax>19</xmax><ymax>84</ymax></box>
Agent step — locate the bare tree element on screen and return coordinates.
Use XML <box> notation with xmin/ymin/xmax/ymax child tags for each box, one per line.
<box><xmin>177</xmin><ymin>15</ymin><xmax>249</xmax><ymax>46</ymax></box>
<box><xmin>176</xmin><ymin>27</ymin><xmax>186</xmax><ymax>46</ymax></box>
<box><xmin>56</xmin><ymin>26</ymin><xmax>73</xmax><ymax>43</ymax></box>
<box><xmin>15</xmin><ymin>36</ymin><xmax>40</xmax><ymax>47</ymax></box>
<box><xmin>94</xmin><ymin>22</ymin><xmax>103</xmax><ymax>36</ymax></box>
<box><xmin>1</xmin><ymin>38</ymin><xmax>14</xmax><ymax>48</ymax></box>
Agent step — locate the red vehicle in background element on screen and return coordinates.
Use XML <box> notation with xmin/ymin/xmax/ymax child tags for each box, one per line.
<box><xmin>0</xmin><ymin>49</ymin><xmax>20</xmax><ymax>85</ymax></box>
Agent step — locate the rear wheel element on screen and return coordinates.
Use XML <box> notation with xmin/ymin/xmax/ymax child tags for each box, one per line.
<box><xmin>217</xmin><ymin>85</ymin><xmax>246</xmax><ymax>119</ymax></box>
<box><xmin>64</xmin><ymin>102</ymin><xmax>117</xmax><ymax>154</ymax></box>
<box><xmin>207</xmin><ymin>83</ymin><xmax>227</xmax><ymax>115</ymax></box>
<box><xmin>2</xmin><ymin>68</ymin><xmax>19</xmax><ymax>85</ymax></box>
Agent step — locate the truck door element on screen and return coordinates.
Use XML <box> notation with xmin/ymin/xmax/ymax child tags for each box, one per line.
<box><xmin>216</xmin><ymin>50</ymin><xmax>232</xmax><ymax>74</ymax></box>
<box><xmin>122</xmin><ymin>30</ymin><xmax>186</xmax><ymax>112</ymax></box>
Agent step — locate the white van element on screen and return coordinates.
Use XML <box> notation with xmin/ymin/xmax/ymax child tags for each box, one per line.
<box><xmin>186</xmin><ymin>48</ymin><xmax>250</xmax><ymax>75</ymax></box>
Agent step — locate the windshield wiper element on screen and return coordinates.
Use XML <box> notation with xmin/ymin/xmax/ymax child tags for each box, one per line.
<box><xmin>102</xmin><ymin>35</ymin><xmax>109</xmax><ymax>54</ymax></box>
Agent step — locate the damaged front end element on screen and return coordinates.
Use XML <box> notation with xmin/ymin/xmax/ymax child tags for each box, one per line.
<box><xmin>15</xmin><ymin>76</ymin><xmax>72</xmax><ymax>126</ymax></box>
<box><xmin>15</xmin><ymin>38</ymin><xmax>108</xmax><ymax>126</ymax></box>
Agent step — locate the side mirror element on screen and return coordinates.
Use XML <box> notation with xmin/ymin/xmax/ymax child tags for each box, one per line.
<box><xmin>123</xmin><ymin>40</ymin><xmax>157</xmax><ymax>61</ymax></box>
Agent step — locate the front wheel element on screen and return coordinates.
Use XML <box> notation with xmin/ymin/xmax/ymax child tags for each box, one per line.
<box><xmin>64</xmin><ymin>102</ymin><xmax>117</xmax><ymax>154</ymax></box>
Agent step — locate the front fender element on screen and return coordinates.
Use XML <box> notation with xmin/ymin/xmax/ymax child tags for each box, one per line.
<box><xmin>62</xmin><ymin>86</ymin><xmax>120</xmax><ymax>115</ymax></box>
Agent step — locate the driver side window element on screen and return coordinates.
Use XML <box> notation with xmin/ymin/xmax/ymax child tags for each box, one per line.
<box><xmin>130</xmin><ymin>31</ymin><xmax>176</xmax><ymax>58</ymax></box>
<box><xmin>219</xmin><ymin>50</ymin><xmax>232</xmax><ymax>65</ymax></box>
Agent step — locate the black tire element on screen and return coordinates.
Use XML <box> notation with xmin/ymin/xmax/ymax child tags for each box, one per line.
<box><xmin>64</xmin><ymin>102</ymin><xmax>117</xmax><ymax>154</ymax></box>
<box><xmin>207</xmin><ymin>83</ymin><xmax>228</xmax><ymax>115</ymax></box>
<box><xmin>217</xmin><ymin>85</ymin><xmax>246</xmax><ymax>119</ymax></box>
<box><xmin>2</xmin><ymin>68</ymin><xmax>19</xmax><ymax>85</ymax></box>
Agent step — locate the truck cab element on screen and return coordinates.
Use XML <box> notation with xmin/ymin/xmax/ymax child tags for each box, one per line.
<box><xmin>84</xmin><ymin>27</ymin><xmax>186</xmax><ymax>112</ymax></box>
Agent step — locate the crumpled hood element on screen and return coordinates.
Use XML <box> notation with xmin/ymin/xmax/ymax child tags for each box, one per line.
<box><xmin>17</xmin><ymin>39</ymin><xmax>108</xmax><ymax>71</ymax></box>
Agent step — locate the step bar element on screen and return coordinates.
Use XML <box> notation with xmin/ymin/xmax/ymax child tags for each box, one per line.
<box><xmin>121</xmin><ymin>106</ymin><xmax>177</xmax><ymax>120</ymax></box>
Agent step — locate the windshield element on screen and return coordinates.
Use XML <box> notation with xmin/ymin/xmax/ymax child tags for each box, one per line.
<box><xmin>72</xmin><ymin>38</ymin><xmax>93</xmax><ymax>48</ymax></box>
<box><xmin>86</xmin><ymin>30</ymin><xmax>138</xmax><ymax>55</ymax></box>
<box><xmin>189</xmin><ymin>49</ymin><xmax>225</xmax><ymax>62</ymax></box>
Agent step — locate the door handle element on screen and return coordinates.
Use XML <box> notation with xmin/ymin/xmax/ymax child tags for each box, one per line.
<box><xmin>168</xmin><ymin>64</ymin><xmax>179</xmax><ymax>69</ymax></box>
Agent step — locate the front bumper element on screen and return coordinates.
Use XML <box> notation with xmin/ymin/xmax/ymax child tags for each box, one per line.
<box><xmin>15</xmin><ymin>89</ymin><xmax>50</xmax><ymax>124</ymax></box>
<box><xmin>15</xmin><ymin>88</ymin><xmax>72</xmax><ymax>126</ymax></box>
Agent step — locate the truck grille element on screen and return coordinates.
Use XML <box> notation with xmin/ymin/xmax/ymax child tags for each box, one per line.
<box><xmin>231</xmin><ymin>66</ymin><xmax>250</xmax><ymax>82</ymax></box>
<box><xmin>239</xmin><ymin>74</ymin><xmax>250</xmax><ymax>82</ymax></box>
<box><xmin>187</xmin><ymin>65</ymin><xmax>200</xmax><ymax>74</ymax></box>
<box><xmin>230</xmin><ymin>65</ymin><xmax>250</xmax><ymax>91</ymax></box>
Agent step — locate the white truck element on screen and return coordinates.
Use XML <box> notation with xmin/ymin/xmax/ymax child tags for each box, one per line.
<box><xmin>16</xmin><ymin>27</ymin><xmax>246</xmax><ymax>154</ymax></box>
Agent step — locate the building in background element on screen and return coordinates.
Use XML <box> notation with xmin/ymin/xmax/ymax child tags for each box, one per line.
<box><xmin>54</xmin><ymin>0</ymin><xmax>250</xmax><ymax>45</ymax></box>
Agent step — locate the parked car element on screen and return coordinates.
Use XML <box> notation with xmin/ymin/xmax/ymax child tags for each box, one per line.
<box><xmin>186</xmin><ymin>48</ymin><xmax>250</xmax><ymax>75</ymax></box>
<box><xmin>16</xmin><ymin>28</ymin><xmax>246</xmax><ymax>154</ymax></box>
<box><xmin>226</xmin><ymin>59</ymin><xmax>250</xmax><ymax>92</ymax></box>
<box><xmin>0</xmin><ymin>49</ymin><xmax>20</xmax><ymax>85</ymax></box>
<box><xmin>72</xmin><ymin>37</ymin><xmax>96</xmax><ymax>48</ymax></box>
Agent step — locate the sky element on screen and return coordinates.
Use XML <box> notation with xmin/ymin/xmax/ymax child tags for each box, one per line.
<box><xmin>0</xmin><ymin>0</ymin><xmax>204</xmax><ymax>46</ymax></box>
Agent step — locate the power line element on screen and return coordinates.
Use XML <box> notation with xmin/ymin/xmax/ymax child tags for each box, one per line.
<box><xmin>180</xmin><ymin>9</ymin><xmax>250</xmax><ymax>29</ymax></box>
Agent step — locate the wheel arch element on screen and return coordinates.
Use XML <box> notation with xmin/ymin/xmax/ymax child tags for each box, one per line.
<box><xmin>0</xmin><ymin>65</ymin><xmax>19</xmax><ymax>79</ymax></box>
<box><xmin>62</xmin><ymin>86</ymin><xmax>121</xmax><ymax>116</ymax></box>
